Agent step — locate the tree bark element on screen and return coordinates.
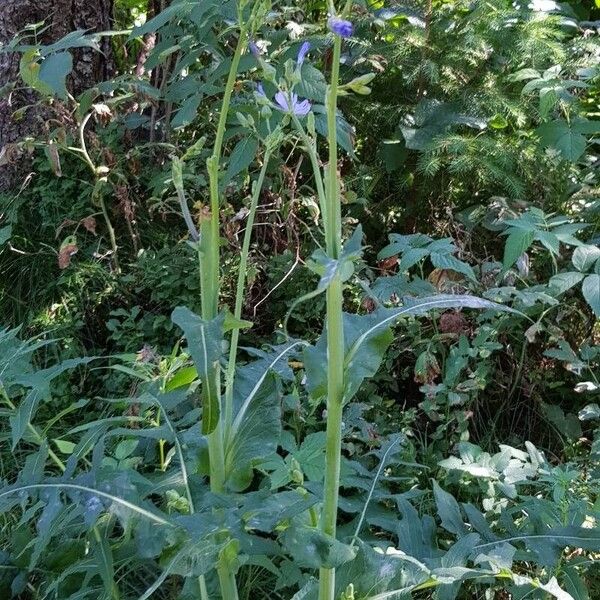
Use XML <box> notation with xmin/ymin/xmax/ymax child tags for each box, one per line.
<box><xmin>0</xmin><ymin>0</ymin><xmax>113</xmax><ymax>192</ymax></box>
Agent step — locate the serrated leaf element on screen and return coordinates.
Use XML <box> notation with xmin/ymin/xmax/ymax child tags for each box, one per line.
<box><xmin>296</xmin><ymin>64</ymin><xmax>327</xmax><ymax>102</ymax></box>
<box><xmin>536</xmin><ymin>120</ymin><xmax>586</xmax><ymax>161</ymax></box>
<box><xmin>572</xmin><ymin>245</ymin><xmax>600</xmax><ymax>272</ymax></box>
<box><xmin>225</xmin><ymin>136</ymin><xmax>258</xmax><ymax>183</ymax></box>
<box><xmin>503</xmin><ymin>229</ymin><xmax>535</xmax><ymax>269</ymax></box>
<box><xmin>548</xmin><ymin>272</ymin><xmax>584</xmax><ymax>295</ymax></box>
<box><xmin>430</xmin><ymin>252</ymin><xmax>476</xmax><ymax>281</ymax></box>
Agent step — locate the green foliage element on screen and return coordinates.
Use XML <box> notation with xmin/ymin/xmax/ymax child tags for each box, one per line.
<box><xmin>1</xmin><ymin>0</ymin><xmax>599</xmax><ymax>598</ymax></box>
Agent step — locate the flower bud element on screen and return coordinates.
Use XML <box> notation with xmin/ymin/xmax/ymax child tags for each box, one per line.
<box><xmin>345</xmin><ymin>72</ymin><xmax>376</xmax><ymax>95</ymax></box>
<box><xmin>261</xmin><ymin>62</ymin><xmax>277</xmax><ymax>82</ymax></box>
<box><xmin>328</xmin><ymin>17</ymin><xmax>354</xmax><ymax>38</ymax></box>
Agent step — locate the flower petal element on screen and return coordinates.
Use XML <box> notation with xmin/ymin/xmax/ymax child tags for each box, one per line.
<box><xmin>328</xmin><ymin>17</ymin><xmax>354</xmax><ymax>38</ymax></box>
<box><xmin>293</xmin><ymin>99</ymin><xmax>312</xmax><ymax>117</ymax></box>
<box><xmin>274</xmin><ymin>90</ymin><xmax>290</xmax><ymax>111</ymax></box>
<box><xmin>297</xmin><ymin>41</ymin><xmax>311</xmax><ymax>66</ymax></box>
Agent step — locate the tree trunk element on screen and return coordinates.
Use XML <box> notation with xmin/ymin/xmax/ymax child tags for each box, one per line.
<box><xmin>0</xmin><ymin>0</ymin><xmax>113</xmax><ymax>192</ymax></box>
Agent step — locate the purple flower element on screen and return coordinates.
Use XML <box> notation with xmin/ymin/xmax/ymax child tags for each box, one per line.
<box><xmin>257</xmin><ymin>82</ymin><xmax>312</xmax><ymax>117</ymax></box>
<box><xmin>297</xmin><ymin>41</ymin><xmax>311</xmax><ymax>66</ymax></box>
<box><xmin>274</xmin><ymin>91</ymin><xmax>312</xmax><ymax>117</ymax></box>
<box><xmin>328</xmin><ymin>17</ymin><xmax>354</xmax><ymax>38</ymax></box>
<box><xmin>249</xmin><ymin>40</ymin><xmax>261</xmax><ymax>58</ymax></box>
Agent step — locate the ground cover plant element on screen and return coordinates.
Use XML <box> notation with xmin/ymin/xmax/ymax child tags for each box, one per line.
<box><xmin>0</xmin><ymin>0</ymin><xmax>599</xmax><ymax>599</ymax></box>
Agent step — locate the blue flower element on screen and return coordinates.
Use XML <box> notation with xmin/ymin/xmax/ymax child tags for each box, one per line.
<box><xmin>249</xmin><ymin>40</ymin><xmax>261</xmax><ymax>58</ymax></box>
<box><xmin>85</xmin><ymin>495</ymin><xmax>102</xmax><ymax>513</ymax></box>
<box><xmin>274</xmin><ymin>91</ymin><xmax>312</xmax><ymax>116</ymax></box>
<box><xmin>328</xmin><ymin>17</ymin><xmax>354</xmax><ymax>38</ymax></box>
<box><xmin>297</xmin><ymin>41</ymin><xmax>311</xmax><ymax>66</ymax></box>
<box><xmin>257</xmin><ymin>83</ymin><xmax>312</xmax><ymax>117</ymax></box>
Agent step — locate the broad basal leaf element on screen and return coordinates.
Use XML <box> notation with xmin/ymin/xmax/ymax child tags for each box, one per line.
<box><xmin>281</xmin><ymin>525</ymin><xmax>357</xmax><ymax>569</ymax></box>
<box><xmin>171</xmin><ymin>307</ymin><xmax>224</xmax><ymax>433</ymax></box>
<box><xmin>306</xmin><ymin>295</ymin><xmax>515</xmax><ymax>404</ymax></box>
<box><xmin>225</xmin><ymin>342</ymin><xmax>301</xmax><ymax>490</ymax></box>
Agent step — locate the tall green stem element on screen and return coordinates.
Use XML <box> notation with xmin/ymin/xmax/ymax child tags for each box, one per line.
<box><xmin>319</xmin><ymin>33</ymin><xmax>345</xmax><ymax>600</ymax></box>
<box><xmin>223</xmin><ymin>147</ymin><xmax>273</xmax><ymax>443</ymax></box>
<box><xmin>201</xmin><ymin>25</ymin><xmax>248</xmax><ymax>600</ymax></box>
<box><xmin>291</xmin><ymin>114</ymin><xmax>329</xmax><ymax>235</ymax></box>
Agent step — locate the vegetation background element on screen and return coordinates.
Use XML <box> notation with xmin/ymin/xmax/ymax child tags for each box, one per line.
<box><xmin>0</xmin><ymin>0</ymin><xmax>599</xmax><ymax>598</ymax></box>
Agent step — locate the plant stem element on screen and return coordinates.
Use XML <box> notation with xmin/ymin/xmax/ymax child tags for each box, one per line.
<box><xmin>319</xmin><ymin>33</ymin><xmax>345</xmax><ymax>600</ymax></box>
<box><xmin>223</xmin><ymin>146</ymin><xmax>273</xmax><ymax>444</ymax></box>
<box><xmin>291</xmin><ymin>115</ymin><xmax>329</xmax><ymax>234</ymax></box>
<box><xmin>201</xmin><ymin>24</ymin><xmax>248</xmax><ymax>600</ymax></box>
<box><xmin>79</xmin><ymin>113</ymin><xmax>120</xmax><ymax>271</ymax></box>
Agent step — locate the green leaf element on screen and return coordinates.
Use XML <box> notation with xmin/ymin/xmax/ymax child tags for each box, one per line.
<box><xmin>171</xmin><ymin>307</ymin><xmax>224</xmax><ymax>434</ymax></box>
<box><xmin>281</xmin><ymin>525</ymin><xmax>357</xmax><ymax>569</ymax></box>
<box><xmin>581</xmin><ymin>274</ymin><xmax>600</xmax><ymax>317</ymax></box>
<box><xmin>430</xmin><ymin>252</ymin><xmax>476</xmax><ymax>281</ymax></box>
<box><xmin>171</xmin><ymin>94</ymin><xmax>203</xmax><ymax>129</ymax></box>
<box><xmin>535</xmin><ymin>230</ymin><xmax>560</xmax><ymax>256</ymax></box>
<box><xmin>433</xmin><ymin>481</ymin><xmax>468</xmax><ymax>536</ymax></box>
<box><xmin>562</xmin><ymin>567</ymin><xmax>589</xmax><ymax>600</ymax></box>
<box><xmin>536</xmin><ymin>120</ymin><xmax>586</xmax><ymax>162</ymax></box>
<box><xmin>226</xmin><ymin>342</ymin><xmax>301</xmax><ymax>489</ymax></box>
<box><xmin>314</xmin><ymin>109</ymin><xmax>355</xmax><ymax>156</ymax></box>
<box><xmin>19</xmin><ymin>49</ymin><xmax>47</xmax><ymax>93</ymax></box>
<box><xmin>225</xmin><ymin>373</ymin><xmax>281</xmax><ymax>491</ymax></box>
<box><xmin>0</xmin><ymin>225</ymin><xmax>12</xmax><ymax>247</ymax></box>
<box><xmin>9</xmin><ymin>357</ymin><xmax>96</xmax><ymax>448</ymax></box>
<box><xmin>548</xmin><ymin>272</ymin><xmax>585</xmax><ymax>295</ymax></box>
<box><xmin>503</xmin><ymin>228</ymin><xmax>535</xmax><ymax>269</ymax></box>
<box><xmin>571</xmin><ymin>118</ymin><xmax>600</xmax><ymax>135</ymax></box>
<box><xmin>572</xmin><ymin>245</ymin><xmax>600</xmax><ymax>272</ymax></box>
<box><xmin>165</xmin><ymin>366</ymin><xmax>198</xmax><ymax>391</ymax></box>
<box><xmin>53</xmin><ymin>439</ymin><xmax>76</xmax><ymax>454</ymax></box>
<box><xmin>379</xmin><ymin>139</ymin><xmax>408</xmax><ymax>172</ymax></box>
<box><xmin>307</xmin><ymin>226</ymin><xmax>364</xmax><ymax>292</ymax></box>
<box><xmin>91</xmin><ymin>533</ymin><xmax>115</xmax><ymax>595</ymax></box>
<box><xmin>38</xmin><ymin>52</ymin><xmax>73</xmax><ymax>99</ymax></box>
<box><xmin>225</xmin><ymin>137</ymin><xmax>258</xmax><ymax>183</ymax></box>
<box><xmin>296</xmin><ymin>64</ymin><xmax>327</xmax><ymax>102</ymax></box>
<box><xmin>130</xmin><ymin>1</ymin><xmax>204</xmax><ymax>37</ymax></box>
<box><xmin>306</xmin><ymin>295</ymin><xmax>516</xmax><ymax>404</ymax></box>
<box><xmin>304</xmin><ymin>311</ymin><xmax>394</xmax><ymax>403</ymax></box>
<box><xmin>488</xmin><ymin>114</ymin><xmax>508</xmax><ymax>129</ymax></box>
<box><xmin>398</xmin><ymin>247</ymin><xmax>430</xmax><ymax>271</ymax></box>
